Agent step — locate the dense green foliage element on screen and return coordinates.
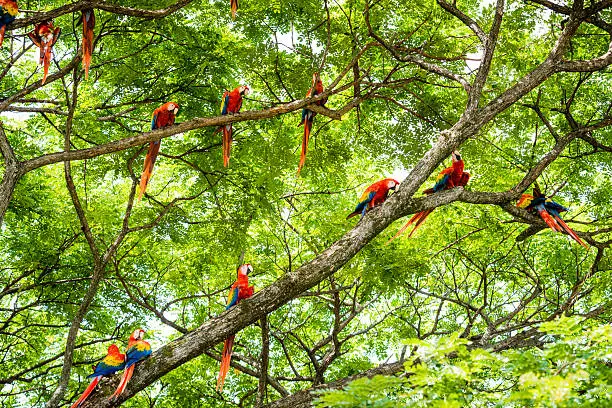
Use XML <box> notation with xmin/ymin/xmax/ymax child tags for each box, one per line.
<box><xmin>316</xmin><ymin>318</ymin><xmax>612</xmax><ymax>407</ymax></box>
<box><xmin>0</xmin><ymin>0</ymin><xmax>611</xmax><ymax>407</ymax></box>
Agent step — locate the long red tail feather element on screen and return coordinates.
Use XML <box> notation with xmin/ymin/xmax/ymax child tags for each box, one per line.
<box><xmin>82</xmin><ymin>11</ymin><xmax>95</xmax><ymax>80</ymax></box>
<box><xmin>230</xmin><ymin>0</ymin><xmax>238</xmax><ymax>18</ymax></box>
<box><xmin>111</xmin><ymin>365</ymin><xmax>134</xmax><ymax>399</ymax></box>
<box><xmin>297</xmin><ymin>120</ymin><xmax>312</xmax><ymax>175</ymax></box>
<box><xmin>553</xmin><ymin>215</ymin><xmax>589</xmax><ymax>249</ymax></box>
<box><xmin>138</xmin><ymin>141</ymin><xmax>161</xmax><ymax>200</ymax></box>
<box><xmin>71</xmin><ymin>376</ymin><xmax>100</xmax><ymax>408</ymax></box>
<box><xmin>346</xmin><ymin>211</ymin><xmax>359</xmax><ymax>220</ymax></box>
<box><xmin>223</xmin><ymin>125</ymin><xmax>232</xmax><ymax>167</ymax></box>
<box><xmin>42</xmin><ymin>46</ymin><xmax>51</xmax><ymax>84</ymax></box>
<box><xmin>537</xmin><ymin>209</ymin><xmax>561</xmax><ymax>232</ymax></box>
<box><xmin>386</xmin><ymin>210</ymin><xmax>433</xmax><ymax>244</ymax></box>
<box><xmin>0</xmin><ymin>26</ymin><xmax>6</xmax><ymax>48</ymax></box>
<box><xmin>216</xmin><ymin>335</ymin><xmax>235</xmax><ymax>391</ymax></box>
<box><xmin>408</xmin><ymin>209</ymin><xmax>434</xmax><ymax>237</ymax></box>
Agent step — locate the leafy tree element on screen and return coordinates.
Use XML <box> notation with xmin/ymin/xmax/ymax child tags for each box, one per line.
<box><xmin>0</xmin><ymin>1</ymin><xmax>611</xmax><ymax>407</ymax></box>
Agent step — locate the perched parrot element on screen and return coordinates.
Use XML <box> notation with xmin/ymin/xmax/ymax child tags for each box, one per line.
<box><xmin>230</xmin><ymin>0</ymin><xmax>238</xmax><ymax>19</ymax></box>
<box><xmin>28</xmin><ymin>21</ymin><xmax>61</xmax><ymax>85</ymax></box>
<box><xmin>389</xmin><ymin>151</ymin><xmax>469</xmax><ymax>242</ymax></box>
<box><xmin>297</xmin><ymin>72</ymin><xmax>327</xmax><ymax>175</ymax></box>
<box><xmin>516</xmin><ymin>187</ymin><xmax>588</xmax><ymax>248</ymax></box>
<box><xmin>0</xmin><ymin>0</ymin><xmax>18</xmax><ymax>48</ymax></box>
<box><xmin>70</xmin><ymin>344</ymin><xmax>125</xmax><ymax>408</ymax></box>
<box><xmin>218</xmin><ymin>85</ymin><xmax>249</xmax><ymax>167</ymax></box>
<box><xmin>81</xmin><ymin>9</ymin><xmax>95</xmax><ymax>80</ymax></box>
<box><xmin>347</xmin><ymin>178</ymin><xmax>400</xmax><ymax>220</ymax></box>
<box><xmin>110</xmin><ymin>329</ymin><xmax>152</xmax><ymax>399</ymax></box>
<box><xmin>217</xmin><ymin>264</ymin><xmax>254</xmax><ymax>392</ymax></box>
<box><xmin>138</xmin><ymin>102</ymin><xmax>180</xmax><ymax>200</ymax></box>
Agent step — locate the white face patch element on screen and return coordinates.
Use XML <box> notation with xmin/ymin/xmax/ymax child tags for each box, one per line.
<box><xmin>388</xmin><ymin>181</ymin><xmax>396</xmax><ymax>189</ymax></box>
<box><xmin>168</xmin><ymin>104</ymin><xmax>175</xmax><ymax>110</ymax></box>
<box><xmin>133</xmin><ymin>329</ymin><xmax>141</xmax><ymax>339</ymax></box>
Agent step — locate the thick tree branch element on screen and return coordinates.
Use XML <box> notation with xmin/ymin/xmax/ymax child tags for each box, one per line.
<box><xmin>10</xmin><ymin>0</ymin><xmax>196</xmax><ymax>30</ymax></box>
<box><xmin>0</xmin><ymin>122</ymin><xmax>21</xmax><ymax>225</ymax></box>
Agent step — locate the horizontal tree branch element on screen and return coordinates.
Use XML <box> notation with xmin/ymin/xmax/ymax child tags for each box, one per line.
<box><xmin>10</xmin><ymin>0</ymin><xmax>196</xmax><ymax>30</ymax></box>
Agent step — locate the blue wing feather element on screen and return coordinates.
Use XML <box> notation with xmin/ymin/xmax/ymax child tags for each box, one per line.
<box><xmin>125</xmin><ymin>344</ymin><xmax>152</xmax><ymax>368</ymax></box>
<box><xmin>151</xmin><ymin>114</ymin><xmax>158</xmax><ymax>130</ymax></box>
<box><xmin>221</xmin><ymin>95</ymin><xmax>230</xmax><ymax>115</ymax></box>
<box><xmin>432</xmin><ymin>174</ymin><xmax>450</xmax><ymax>193</ymax></box>
<box><xmin>545</xmin><ymin>200</ymin><xmax>569</xmax><ymax>216</ymax></box>
<box><xmin>226</xmin><ymin>287</ymin><xmax>239</xmax><ymax>310</ymax></box>
<box><xmin>353</xmin><ymin>191</ymin><xmax>376</xmax><ymax>214</ymax></box>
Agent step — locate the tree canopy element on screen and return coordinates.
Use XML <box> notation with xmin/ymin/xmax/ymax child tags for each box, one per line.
<box><xmin>1</xmin><ymin>0</ymin><xmax>611</xmax><ymax>407</ymax></box>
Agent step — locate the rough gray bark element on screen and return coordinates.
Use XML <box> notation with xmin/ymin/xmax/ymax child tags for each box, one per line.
<box><xmin>256</xmin><ymin>315</ymin><xmax>270</xmax><ymax>407</ymax></box>
<box><xmin>10</xmin><ymin>0</ymin><xmax>196</xmax><ymax>30</ymax></box>
<box><xmin>0</xmin><ymin>122</ymin><xmax>22</xmax><ymax>226</ymax></box>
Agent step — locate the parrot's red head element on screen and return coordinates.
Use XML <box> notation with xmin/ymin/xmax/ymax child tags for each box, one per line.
<box><xmin>312</xmin><ymin>72</ymin><xmax>320</xmax><ymax>84</ymax></box>
<box><xmin>238</xmin><ymin>263</ymin><xmax>253</xmax><ymax>277</ymax></box>
<box><xmin>387</xmin><ymin>179</ymin><xmax>400</xmax><ymax>190</ymax></box>
<box><xmin>238</xmin><ymin>85</ymin><xmax>250</xmax><ymax>96</ymax></box>
<box><xmin>129</xmin><ymin>328</ymin><xmax>146</xmax><ymax>342</ymax></box>
<box><xmin>451</xmin><ymin>150</ymin><xmax>462</xmax><ymax>162</ymax></box>
<box><xmin>165</xmin><ymin>102</ymin><xmax>180</xmax><ymax>115</ymax></box>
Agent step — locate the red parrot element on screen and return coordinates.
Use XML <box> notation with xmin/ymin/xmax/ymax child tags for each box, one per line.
<box><xmin>70</xmin><ymin>344</ymin><xmax>125</xmax><ymax>408</ymax></box>
<box><xmin>297</xmin><ymin>72</ymin><xmax>327</xmax><ymax>175</ymax></box>
<box><xmin>110</xmin><ymin>329</ymin><xmax>152</xmax><ymax>399</ymax></box>
<box><xmin>81</xmin><ymin>9</ymin><xmax>95</xmax><ymax>80</ymax></box>
<box><xmin>230</xmin><ymin>0</ymin><xmax>238</xmax><ymax>19</ymax></box>
<box><xmin>347</xmin><ymin>178</ymin><xmax>400</xmax><ymax>220</ymax></box>
<box><xmin>0</xmin><ymin>0</ymin><xmax>18</xmax><ymax>48</ymax></box>
<box><xmin>218</xmin><ymin>85</ymin><xmax>249</xmax><ymax>167</ymax></box>
<box><xmin>27</xmin><ymin>20</ymin><xmax>61</xmax><ymax>85</ymax></box>
<box><xmin>517</xmin><ymin>187</ymin><xmax>588</xmax><ymax>248</ymax></box>
<box><xmin>139</xmin><ymin>102</ymin><xmax>180</xmax><ymax>200</ymax></box>
<box><xmin>389</xmin><ymin>151</ymin><xmax>469</xmax><ymax>242</ymax></box>
<box><xmin>217</xmin><ymin>264</ymin><xmax>254</xmax><ymax>392</ymax></box>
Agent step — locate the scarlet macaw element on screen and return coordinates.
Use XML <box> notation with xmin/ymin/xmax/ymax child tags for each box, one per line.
<box><xmin>27</xmin><ymin>21</ymin><xmax>61</xmax><ymax>85</ymax></box>
<box><xmin>219</xmin><ymin>85</ymin><xmax>249</xmax><ymax>167</ymax></box>
<box><xmin>138</xmin><ymin>102</ymin><xmax>180</xmax><ymax>200</ymax></box>
<box><xmin>81</xmin><ymin>9</ymin><xmax>95</xmax><ymax>80</ymax></box>
<box><xmin>389</xmin><ymin>151</ymin><xmax>469</xmax><ymax>241</ymax></box>
<box><xmin>110</xmin><ymin>329</ymin><xmax>152</xmax><ymax>399</ymax></box>
<box><xmin>297</xmin><ymin>72</ymin><xmax>327</xmax><ymax>175</ymax></box>
<box><xmin>70</xmin><ymin>344</ymin><xmax>125</xmax><ymax>408</ymax></box>
<box><xmin>0</xmin><ymin>0</ymin><xmax>18</xmax><ymax>48</ymax></box>
<box><xmin>347</xmin><ymin>178</ymin><xmax>400</xmax><ymax>220</ymax></box>
<box><xmin>516</xmin><ymin>187</ymin><xmax>588</xmax><ymax>248</ymax></box>
<box><xmin>217</xmin><ymin>264</ymin><xmax>254</xmax><ymax>391</ymax></box>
